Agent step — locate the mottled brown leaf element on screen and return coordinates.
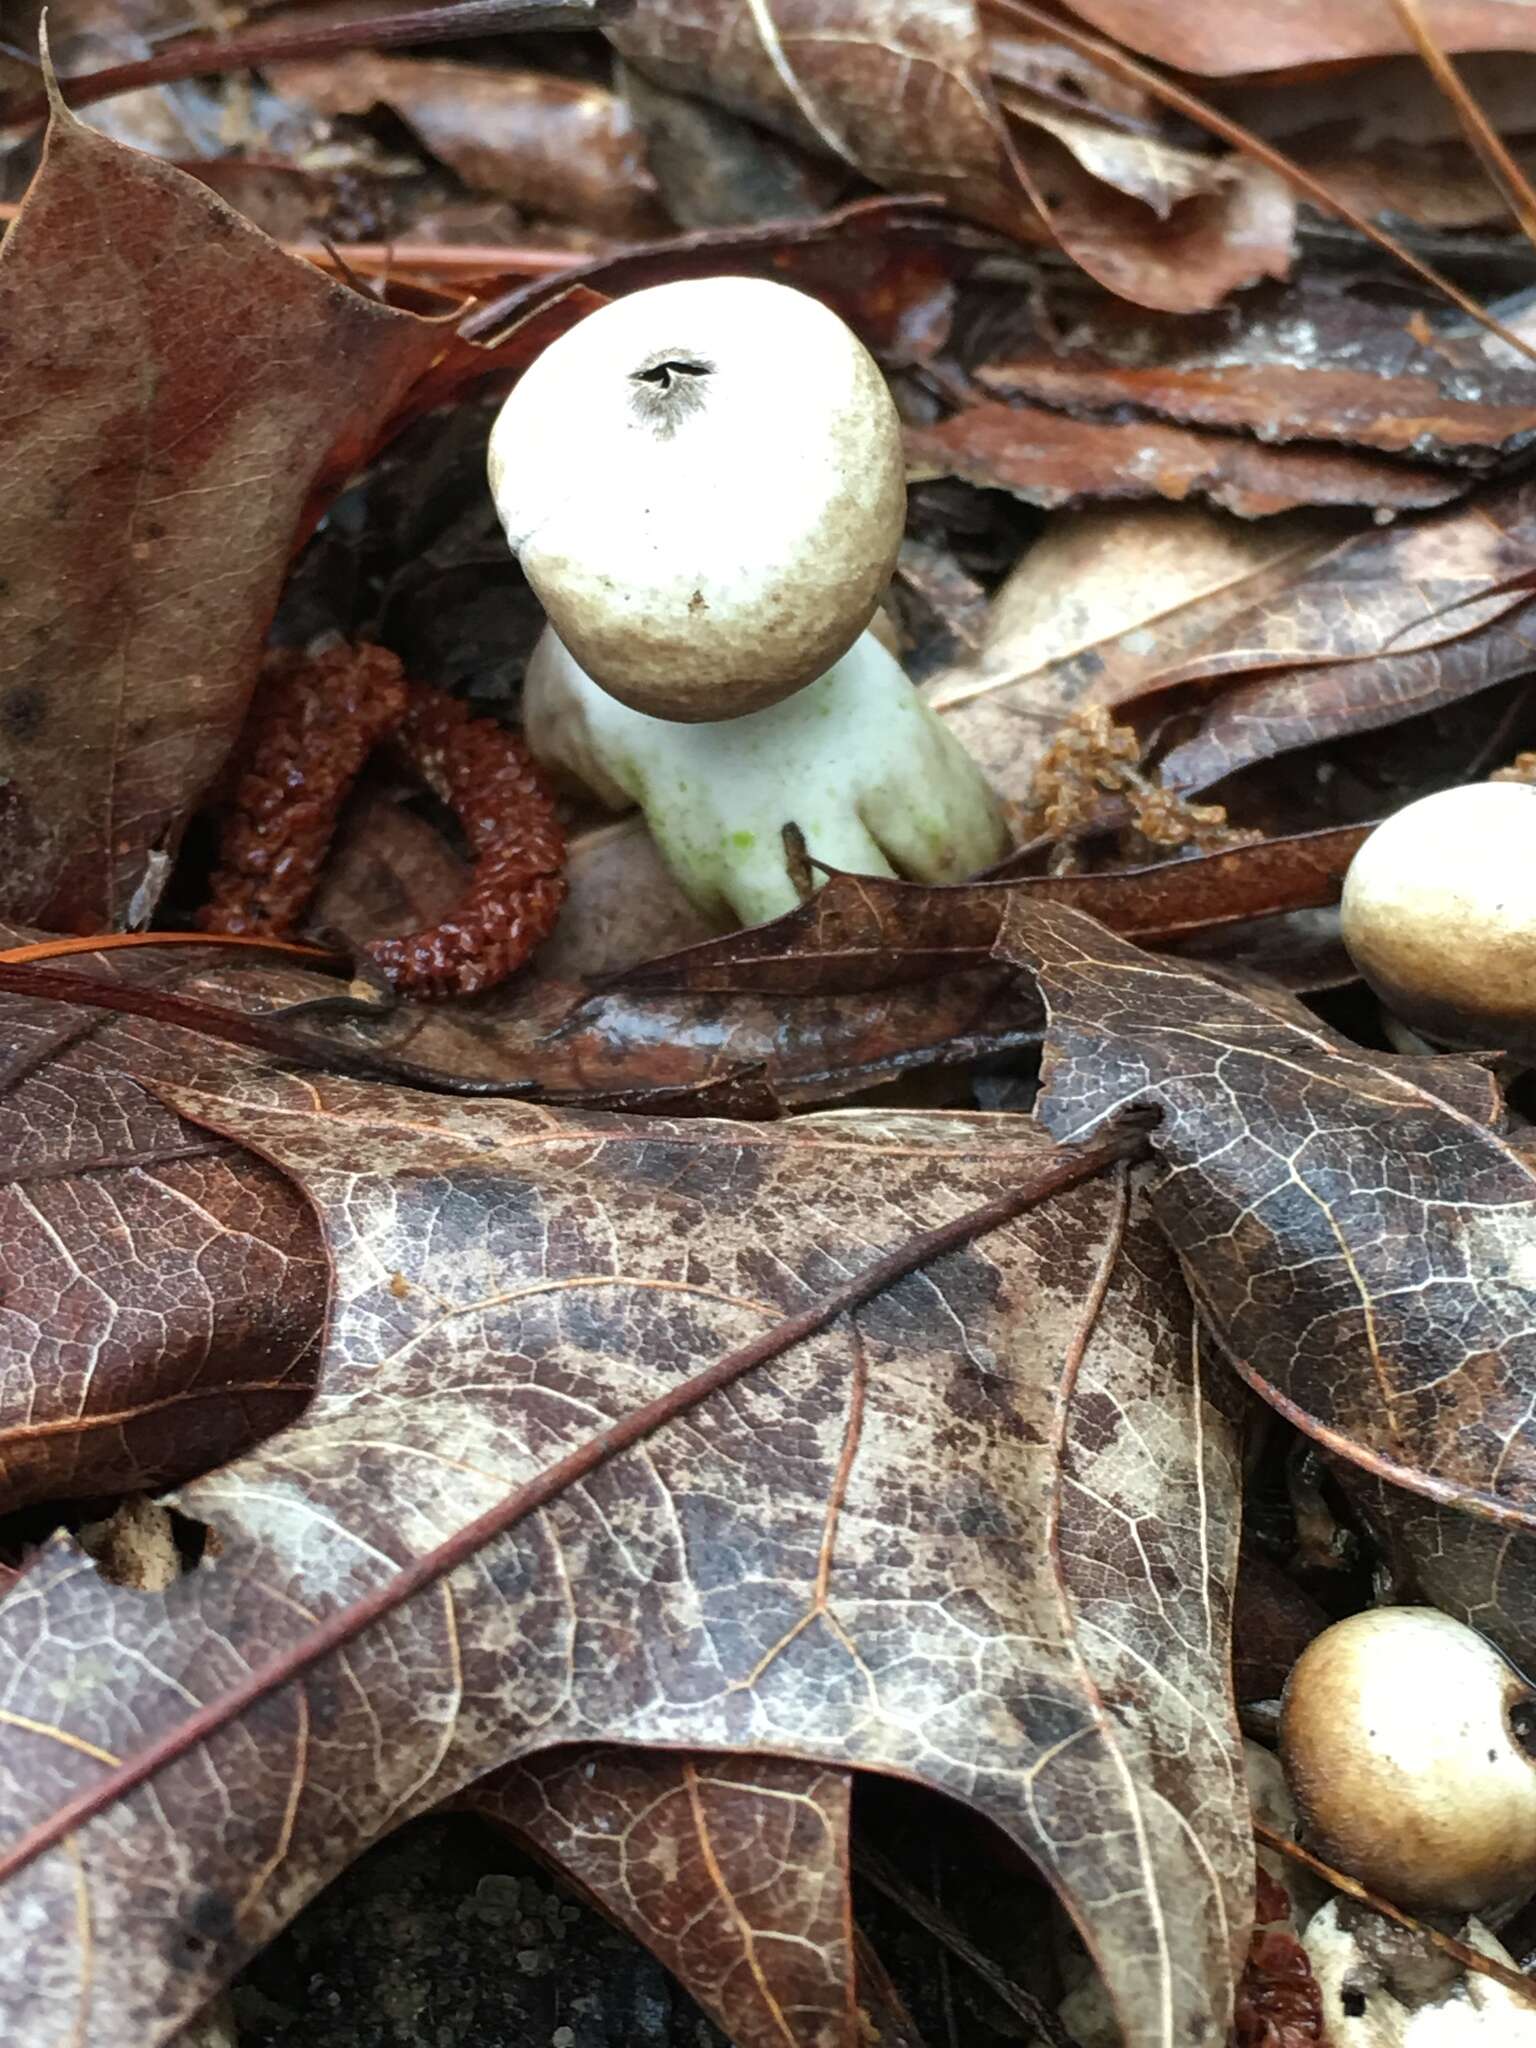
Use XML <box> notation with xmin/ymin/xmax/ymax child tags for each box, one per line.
<box><xmin>1144</xmin><ymin>481</ymin><xmax>1536</xmax><ymax>795</ymax></box>
<box><xmin>471</xmin><ymin>1747</ymin><xmax>859</xmax><ymax>2048</ymax></box>
<box><xmin>925</xmin><ymin>504</ymin><xmax>1341</xmax><ymax>807</ymax></box>
<box><xmin>1004</xmin><ymin>901</ymin><xmax>1536</xmax><ymax>1528</ymax></box>
<box><xmin>266</xmin><ymin>53</ymin><xmax>669</xmax><ymax>237</ymax></box>
<box><xmin>0</xmin><ymin>99</ymin><xmax>451</xmax><ymax>933</ymax></box>
<box><xmin>1059</xmin><ymin>0</ymin><xmax>1536</xmax><ymax>75</ymax></box>
<box><xmin>1002</xmin><ymin>113</ymin><xmax>1295</xmax><ymax>315</ymax></box>
<box><xmin>0</xmin><ymin>1090</ymin><xmax>1245</xmax><ymax>2048</ymax></box>
<box><xmin>466</xmin><ymin>194</ymin><xmax>967</xmax><ymax>360</ymax></box>
<box><xmin>363</xmin><ymin>970</ymin><xmax>1044</xmax><ymax>1109</ymax></box>
<box><xmin>306</xmin><ymin>787</ymin><xmax>1042</xmax><ymax>1106</ymax></box>
<box><xmin>1338</xmin><ymin>1466</ymin><xmax>1536</xmax><ymax>1678</ymax></box>
<box><xmin>610</xmin><ymin>0</ymin><xmax>1296</xmax><ymax>310</ymax></box>
<box><xmin>905</xmin><ymin>400</ymin><xmax>1461</xmax><ymax>520</ymax></box>
<box><xmin>1232</xmin><ymin>1551</ymin><xmax>1328</xmax><ymax>1705</ymax></box>
<box><xmin>613</xmin><ymin>832</ymin><xmax>1365</xmax><ymax>997</ymax></box>
<box><xmin>0</xmin><ymin>934</ymin><xmax>326</xmax><ymax>1512</ymax></box>
<box><xmin>974</xmin><ymin>278</ymin><xmax>1536</xmax><ymax>469</ymax></box>
<box><xmin>606</xmin><ymin>0</ymin><xmax>1035</xmax><ymax>242</ymax></box>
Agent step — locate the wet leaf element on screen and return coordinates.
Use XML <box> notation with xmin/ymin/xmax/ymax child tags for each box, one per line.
<box><xmin>1336</xmin><ymin>1465</ymin><xmax>1536</xmax><ymax>1678</ymax></box>
<box><xmin>0</xmin><ymin>97</ymin><xmax>452</xmax><ymax>934</ymax></box>
<box><xmin>619</xmin><ymin>56</ymin><xmax>847</xmax><ymax>229</ymax></box>
<box><xmin>1001</xmin><ymin>111</ymin><xmax>1295</xmax><ymax>314</ymax></box>
<box><xmin>0</xmin><ymin>1087</ymin><xmax>1246</xmax><ymax>2048</ymax></box>
<box><xmin>973</xmin><ymin>276</ymin><xmax>1536</xmax><ymax>470</ymax></box>
<box><xmin>925</xmin><ymin>503</ymin><xmax>1342</xmax><ymax>807</ymax></box>
<box><xmin>1232</xmin><ymin>1550</ymin><xmax>1328</xmax><ymax>1705</ymax></box>
<box><xmin>465</xmin><ymin>193</ymin><xmax>968</xmax><ymax>359</ymax></box>
<box><xmin>0</xmin><ymin>932</ymin><xmax>326</xmax><ymax>1512</ymax></box>
<box><xmin>1058</xmin><ymin>0</ymin><xmax>1536</xmax><ymax>75</ymax></box>
<box><xmin>905</xmin><ymin>398</ymin><xmax>1462</xmax><ymax>520</ymax></box>
<box><xmin>266</xmin><ymin>53</ymin><xmax>670</xmax><ymax>237</ymax></box>
<box><xmin>1144</xmin><ymin>481</ymin><xmax>1536</xmax><ymax>795</ymax></box>
<box><xmin>610</xmin><ymin>0</ymin><xmax>1296</xmax><ymax>310</ymax></box>
<box><xmin>470</xmin><ymin>1747</ymin><xmax>860</xmax><ymax>2048</ymax></box>
<box><xmin>306</xmin><ymin>807</ymin><xmax>1046</xmax><ymax>1106</ymax></box>
<box><xmin>612</xmin><ymin>832</ymin><xmax>1366</xmax><ymax>997</ymax></box>
<box><xmin>606</xmin><ymin>0</ymin><xmax>1036</xmax><ymax>242</ymax></box>
<box><xmin>1005</xmin><ymin>900</ymin><xmax>1536</xmax><ymax>1529</ymax></box>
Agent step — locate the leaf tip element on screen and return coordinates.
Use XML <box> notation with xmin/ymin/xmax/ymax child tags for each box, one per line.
<box><xmin>36</xmin><ymin>13</ymin><xmax>69</xmax><ymax>126</ymax></box>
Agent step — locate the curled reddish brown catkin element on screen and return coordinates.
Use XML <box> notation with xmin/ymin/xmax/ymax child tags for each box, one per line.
<box><xmin>199</xmin><ymin>643</ymin><xmax>407</xmax><ymax>940</ymax></box>
<box><xmin>200</xmin><ymin>644</ymin><xmax>566</xmax><ymax>997</ymax></box>
<box><xmin>366</xmin><ymin>682</ymin><xmax>567</xmax><ymax>997</ymax></box>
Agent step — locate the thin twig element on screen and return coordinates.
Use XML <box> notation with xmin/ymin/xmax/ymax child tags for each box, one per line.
<box><xmin>0</xmin><ymin>203</ymin><xmax>589</xmax><ymax>283</ymax></box>
<box><xmin>298</xmin><ymin>240</ymin><xmax>584</xmax><ymax>281</ymax></box>
<box><xmin>0</xmin><ymin>0</ymin><xmax>629</xmax><ymax>129</ymax></box>
<box><xmin>0</xmin><ymin>1116</ymin><xmax>1153</xmax><ymax>1892</ymax></box>
<box><xmin>982</xmin><ymin>0</ymin><xmax>1536</xmax><ymax>369</ymax></box>
<box><xmin>1254</xmin><ymin>1819</ymin><xmax>1536</xmax><ymax>2008</ymax></box>
<box><xmin>0</xmin><ymin>932</ymin><xmax>339</xmax><ymax>968</ymax></box>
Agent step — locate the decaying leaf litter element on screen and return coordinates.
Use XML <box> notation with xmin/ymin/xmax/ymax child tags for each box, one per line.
<box><xmin>6</xmin><ymin>3</ymin><xmax>1536</xmax><ymax>2045</ymax></box>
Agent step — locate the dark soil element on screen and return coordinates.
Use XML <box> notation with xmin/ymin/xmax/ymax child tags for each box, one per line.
<box><xmin>231</xmin><ymin>1815</ymin><xmax>729</xmax><ymax>2048</ymax></box>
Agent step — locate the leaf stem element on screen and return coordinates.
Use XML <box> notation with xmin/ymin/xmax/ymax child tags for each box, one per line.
<box><xmin>0</xmin><ymin>1115</ymin><xmax>1151</xmax><ymax>1892</ymax></box>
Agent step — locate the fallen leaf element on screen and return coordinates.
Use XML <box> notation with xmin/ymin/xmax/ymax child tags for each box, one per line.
<box><xmin>973</xmin><ymin>276</ymin><xmax>1536</xmax><ymax>468</ymax></box>
<box><xmin>1003</xmin><ymin>113</ymin><xmax>1295</xmax><ymax>314</ymax></box>
<box><xmin>464</xmin><ymin>193</ymin><xmax>968</xmax><ymax>360</ymax></box>
<box><xmin>612</xmin><ymin>834</ymin><xmax>1366</xmax><ymax>996</ymax></box>
<box><xmin>1001</xmin><ymin>93</ymin><xmax>1232</xmax><ymax>215</ymax></box>
<box><xmin>1006</xmin><ymin>900</ymin><xmax>1536</xmax><ymax>1529</ymax></box>
<box><xmin>0</xmin><ymin>96</ymin><xmax>449</xmax><ymax>934</ymax></box>
<box><xmin>1143</xmin><ymin>481</ymin><xmax>1536</xmax><ymax>795</ymax></box>
<box><xmin>1336</xmin><ymin>1466</ymin><xmax>1536</xmax><ymax>1678</ymax></box>
<box><xmin>905</xmin><ymin>398</ymin><xmax>1463</xmax><ymax>520</ymax></box>
<box><xmin>1232</xmin><ymin>1550</ymin><xmax>1329</xmax><ymax>1704</ymax></box>
<box><xmin>0</xmin><ymin>932</ymin><xmax>326</xmax><ymax>1512</ymax></box>
<box><xmin>266</xmin><ymin>53</ymin><xmax>670</xmax><ymax>237</ymax></box>
<box><xmin>619</xmin><ymin>57</ymin><xmax>848</xmax><ymax>229</ymax></box>
<box><xmin>0</xmin><ymin>1087</ymin><xmax>1247</xmax><ymax>2048</ymax></box>
<box><xmin>470</xmin><ymin>1747</ymin><xmax>860</xmax><ymax>2048</ymax></box>
<box><xmin>925</xmin><ymin>503</ymin><xmax>1340</xmax><ymax>805</ymax></box>
<box><xmin>1057</xmin><ymin>0</ymin><xmax>1536</xmax><ymax>74</ymax></box>
<box><xmin>306</xmin><ymin>805</ymin><xmax>1045</xmax><ymax>1106</ymax></box>
<box><xmin>606</xmin><ymin>0</ymin><xmax>1037</xmax><ymax>242</ymax></box>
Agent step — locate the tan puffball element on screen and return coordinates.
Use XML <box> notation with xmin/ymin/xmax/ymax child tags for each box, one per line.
<box><xmin>1340</xmin><ymin>784</ymin><xmax>1536</xmax><ymax>1055</ymax></box>
<box><xmin>488</xmin><ymin>275</ymin><xmax>906</xmax><ymax>721</ymax></box>
<box><xmin>1280</xmin><ymin>1607</ymin><xmax>1536</xmax><ymax>1913</ymax></box>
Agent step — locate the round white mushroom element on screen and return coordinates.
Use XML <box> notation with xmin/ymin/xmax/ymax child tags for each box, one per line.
<box><xmin>490</xmin><ymin>274</ymin><xmax>1008</xmax><ymax>923</ymax></box>
<box><xmin>490</xmin><ymin>273</ymin><xmax>906</xmax><ymax>721</ymax></box>
<box><xmin>1340</xmin><ymin>783</ymin><xmax>1536</xmax><ymax>1057</ymax></box>
<box><xmin>1279</xmin><ymin>1607</ymin><xmax>1536</xmax><ymax>1914</ymax></box>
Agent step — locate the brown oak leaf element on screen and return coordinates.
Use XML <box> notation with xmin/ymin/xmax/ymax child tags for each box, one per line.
<box><xmin>469</xmin><ymin>1746</ymin><xmax>858</xmax><ymax>2048</ymax></box>
<box><xmin>0</xmin><ymin>933</ymin><xmax>327</xmax><ymax>1511</ymax></box>
<box><xmin>1004</xmin><ymin>901</ymin><xmax>1536</xmax><ymax>1528</ymax></box>
<box><xmin>0</xmin><ymin>1088</ymin><xmax>1246</xmax><ymax>2048</ymax></box>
